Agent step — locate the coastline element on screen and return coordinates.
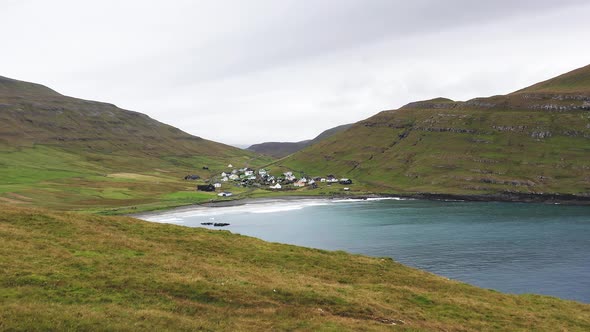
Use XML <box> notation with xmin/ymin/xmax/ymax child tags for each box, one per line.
<box><xmin>4</xmin><ymin>205</ymin><xmax>589</xmax><ymax>331</ymax></box>
<box><xmin>132</xmin><ymin>191</ymin><xmax>590</xmax><ymax>219</ymax></box>
<box><xmin>398</xmin><ymin>192</ymin><xmax>590</xmax><ymax>205</ymax></box>
<box><xmin>131</xmin><ymin>194</ymin><xmax>590</xmax><ymax>304</ymax></box>
<box><xmin>131</xmin><ymin>195</ymin><xmax>333</xmax><ymax>219</ymax></box>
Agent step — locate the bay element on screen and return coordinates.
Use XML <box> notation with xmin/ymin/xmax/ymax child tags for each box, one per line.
<box><xmin>139</xmin><ymin>198</ymin><xmax>590</xmax><ymax>303</ymax></box>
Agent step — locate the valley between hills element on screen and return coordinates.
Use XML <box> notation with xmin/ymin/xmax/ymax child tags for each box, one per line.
<box><xmin>2</xmin><ymin>65</ymin><xmax>590</xmax><ymax>214</ymax></box>
<box><xmin>1</xmin><ymin>65</ymin><xmax>590</xmax><ymax>331</ymax></box>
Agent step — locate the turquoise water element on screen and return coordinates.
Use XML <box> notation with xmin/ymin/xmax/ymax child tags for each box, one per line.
<box><xmin>141</xmin><ymin>198</ymin><xmax>590</xmax><ymax>303</ymax></box>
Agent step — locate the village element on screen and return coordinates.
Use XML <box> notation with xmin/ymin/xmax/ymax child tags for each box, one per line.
<box><xmin>186</xmin><ymin>164</ymin><xmax>353</xmax><ymax>197</ymax></box>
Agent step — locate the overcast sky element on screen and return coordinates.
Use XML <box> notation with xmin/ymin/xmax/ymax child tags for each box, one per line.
<box><xmin>2</xmin><ymin>0</ymin><xmax>590</xmax><ymax>146</ymax></box>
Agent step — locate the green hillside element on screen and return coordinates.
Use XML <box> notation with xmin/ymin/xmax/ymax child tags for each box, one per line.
<box><xmin>0</xmin><ymin>76</ymin><xmax>271</xmax><ymax>212</ymax></box>
<box><xmin>514</xmin><ymin>64</ymin><xmax>590</xmax><ymax>94</ymax></box>
<box><xmin>275</xmin><ymin>65</ymin><xmax>590</xmax><ymax>200</ymax></box>
<box><xmin>1</xmin><ymin>205</ymin><xmax>588</xmax><ymax>331</ymax></box>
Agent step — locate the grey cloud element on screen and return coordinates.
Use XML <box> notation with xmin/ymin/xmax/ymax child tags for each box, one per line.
<box><xmin>1</xmin><ymin>0</ymin><xmax>589</xmax><ymax>144</ymax></box>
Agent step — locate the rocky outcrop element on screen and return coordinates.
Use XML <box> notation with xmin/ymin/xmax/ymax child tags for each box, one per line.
<box><xmin>401</xmin><ymin>98</ymin><xmax>459</xmax><ymax>109</ymax></box>
<box><xmin>492</xmin><ymin>125</ymin><xmax>527</xmax><ymax>132</ymax></box>
<box><xmin>531</xmin><ymin>131</ymin><xmax>552</xmax><ymax>139</ymax></box>
<box><xmin>520</xmin><ymin>93</ymin><xmax>590</xmax><ymax>101</ymax></box>
<box><xmin>480</xmin><ymin>178</ymin><xmax>536</xmax><ymax>187</ymax></box>
<box><xmin>528</xmin><ymin>104</ymin><xmax>586</xmax><ymax>111</ymax></box>
<box><xmin>416</xmin><ymin>127</ymin><xmax>476</xmax><ymax>134</ymax></box>
<box><xmin>464</xmin><ymin>98</ymin><xmax>496</xmax><ymax>108</ymax></box>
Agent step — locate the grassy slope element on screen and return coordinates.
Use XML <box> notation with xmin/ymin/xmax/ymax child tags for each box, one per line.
<box><xmin>0</xmin><ymin>76</ymin><xmax>273</xmax><ymax>212</ymax></box>
<box><xmin>0</xmin><ymin>144</ymin><xmax>271</xmax><ymax>214</ymax></box>
<box><xmin>513</xmin><ymin>64</ymin><xmax>590</xmax><ymax>94</ymax></box>
<box><xmin>1</xmin><ymin>206</ymin><xmax>589</xmax><ymax>331</ymax></box>
<box><xmin>275</xmin><ymin>65</ymin><xmax>590</xmax><ymax>197</ymax></box>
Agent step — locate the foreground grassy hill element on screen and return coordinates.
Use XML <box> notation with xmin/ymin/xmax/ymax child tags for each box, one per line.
<box><xmin>247</xmin><ymin>124</ymin><xmax>353</xmax><ymax>158</ymax></box>
<box><xmin>1</xmin><ymin>205</ymin><xmax>589</xmax><ymax>331</ymax></box>
<box><xmin>275</xmin><ymin>65</ymin><xmax>590</xmax><ymax>200</ymax></box>
<box><xmin>0</xmin><ymin>76</ymin><xmax>271</xmax><ymax>212</ymax></box>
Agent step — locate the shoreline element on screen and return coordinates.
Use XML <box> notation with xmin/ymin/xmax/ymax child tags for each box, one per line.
<box><xmin>132</xmin><ymin>191</ymin><xmax>590</xmax><ymax>219</ymax></box>
<box><xmin>131</xmin><ymin>195</ymin><xmax>336</xmax><ymax>218</ymax></box>
<box><xmin>131</xmin><ymin>194</ymin><xmax>590</xmax><ymax>304</ymax></box>
<box><xmin>398</xmin><ymin>192</ymin><xmax>590</xmax><ymax>205</ymax></box>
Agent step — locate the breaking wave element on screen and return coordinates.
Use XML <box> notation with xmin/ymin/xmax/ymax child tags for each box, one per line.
<box><xmin>141</xmin><ymin>196</ymin><xmax>409</xmax><ymax>224</ymax></box>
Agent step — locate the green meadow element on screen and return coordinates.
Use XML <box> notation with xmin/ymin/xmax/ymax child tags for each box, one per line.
<box><xmin>1</xmin><ymin>206</ymin><xmax>589</xmax><ymax>331</ymax></box>
<box><xmin>0</xmin><ymin>144</ymin><xmax>272</xmax><ymax>214</ymax></box>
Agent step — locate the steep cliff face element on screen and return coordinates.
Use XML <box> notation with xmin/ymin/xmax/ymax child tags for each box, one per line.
<box><xmin>276</xmin><ymin>65</ymin><xmax>590</xmax><ymax>197</ymax></box>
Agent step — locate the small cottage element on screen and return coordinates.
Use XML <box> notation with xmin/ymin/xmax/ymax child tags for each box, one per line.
<box><xmin>294</xmin><ymin>180</ymin><xmax>306</xmax><ymax>187</ymax></box>
<box><xmin>197</xmin><ymin>184</ymin><xmax>215</xmax><ymax>192</ymax></box>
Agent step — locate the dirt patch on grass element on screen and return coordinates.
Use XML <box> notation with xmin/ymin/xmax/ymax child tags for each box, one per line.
<box><xmin>107</xmin><ymin>173</ymin><xmax>166</xmax><ymax>182</ymax></box>
<box><xmin>0</xmin><ymin>196</ymin><xmax>26</xmax><ymax>204</ymax></box>
<box><xmin>6</xmin><ymin>193</ymin><xmax>33</xmax><ymax>201</ymax></box>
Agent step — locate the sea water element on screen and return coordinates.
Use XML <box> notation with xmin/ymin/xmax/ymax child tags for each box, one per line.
<box><xmin>140</xmin><ymin>198</ymin><xmax>590</xmax><ymax>303</ymax></box>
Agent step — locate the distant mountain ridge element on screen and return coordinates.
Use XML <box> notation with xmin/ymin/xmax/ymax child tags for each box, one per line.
<box><xmin>513</xmin><ymin>64</ymin><xmax>590</xmax><ymax>94</ymax></box>
<box><xmin>275</xmin><ymin>64</ymin><xmax>590</xmax><ymax>199</ymax></box>
<box><xmin>0</xmin><ymin>75</ymin><xmax>245</xmax><ymax>157</ymax></box>
<box><xmin>247</xmin><ymin>123</ymin><xmax>353</xmax><ymax>158</ymax></box>
<box><xmin>0</xmin><ymin>75</ymin><xmax>61</xmax><ymax>97</ymax></box>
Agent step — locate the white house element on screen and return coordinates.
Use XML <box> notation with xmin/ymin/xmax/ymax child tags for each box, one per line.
<box><xmin>283</xmin><ymin>171</ymin><xmax>296</xmax><ymax>181</ymax></box>
<box><xmin>228</xmin><ymin>164</ymin><xmax>233</xmax><ymax>168</ymax></box>
<box><xmin>213</xmin><ymin>183</ymin><xmax>222</xmax><ymax>188</ymax></box>
<box><xmin>320</xmin><ymin>178</ymin><xmax>326</xmax><ymax>183</ymax></box>
<box><xmin>229</xmin><ymin>174</ymin><xmax>239</xmax><ymax>180</ymax></box>
<box><xmin>270</xmin><ymin>183</ymin><xmax>282</xmax><ymax>189</ymax></box>
<box><xmin>294</xmin><ymin>180</ymin><xmax>306</xmax><ymax>187</ymax></box>
<box><xmin>218</xmin><ymin>192</ymin><xmax>233</xmax><ymax>197</ymax></box>
<box><xmin>259</xmin><ymin>169</ymin><xmax>268</xmax><ymax>176</ymax></box>
<box><xmin>245</xmin><ymin>170</ymin><xmax>254</xmax><ymax>176</ymax></box>
<box><xmin>221</xmin><ymin>172</ymin><xmax>227</xmax><ymax>177</ymax></box>
<box><xmin>221</xmin><ymin>177</ymin><xmax>229</xmax><ymax>182</ymax></box>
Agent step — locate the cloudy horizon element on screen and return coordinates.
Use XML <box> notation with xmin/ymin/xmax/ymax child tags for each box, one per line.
<box><xmin>2</xmin><ymin>0</ymin><xmax>590</xmax><ymax>146</ymax></box>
